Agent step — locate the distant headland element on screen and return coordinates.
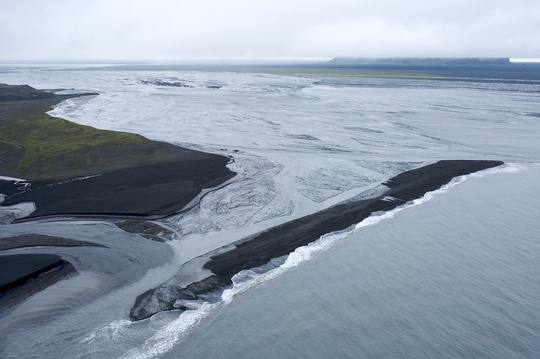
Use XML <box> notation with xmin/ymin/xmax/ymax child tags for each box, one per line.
<box><xmin>327</xmin><ymin>57</ymin><xmax>512</xmax><ymax>66</ymax></box>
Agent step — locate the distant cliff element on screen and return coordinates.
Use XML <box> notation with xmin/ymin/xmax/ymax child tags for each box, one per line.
<box><xmin>327</xmin><ymin>58</ymin><xmax>511</xmax><ymax>66</ymax></box>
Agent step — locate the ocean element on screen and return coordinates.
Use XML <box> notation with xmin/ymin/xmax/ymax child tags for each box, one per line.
<box><xmin>0</xmin><ymin>64</ymin><xmax>539</xmax><ymax>358</ymax></box>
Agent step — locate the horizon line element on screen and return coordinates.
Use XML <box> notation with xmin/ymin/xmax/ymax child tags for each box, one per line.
<box><xmin>1</xmin><ymin>57</ymin><xmax>539</xmax><ymax>65</ymax></box>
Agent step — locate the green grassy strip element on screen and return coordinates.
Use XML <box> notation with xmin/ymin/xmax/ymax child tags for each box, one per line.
<box><xmin>0</xmin><ymin>85</ymin><xmax>158</xmax><ymax>180</ymax></box>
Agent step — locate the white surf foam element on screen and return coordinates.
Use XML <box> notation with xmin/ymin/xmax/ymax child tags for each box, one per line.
<box><xmin>120</xmin><ymin>302</ymin><xmax>218</xmax><ymax>359</ymax></box>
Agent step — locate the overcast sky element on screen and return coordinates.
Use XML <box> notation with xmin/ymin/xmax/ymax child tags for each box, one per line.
<box><xmin>1</xmin><ymin>0</ymin><xmax>539</xmax><ymax>61</ymax></box>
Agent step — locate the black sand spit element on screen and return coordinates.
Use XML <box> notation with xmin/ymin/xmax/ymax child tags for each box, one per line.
<box><xmin>130</xmin><ymin>160</ymin><xmax>503</xmax><ymax>321</ymax></box>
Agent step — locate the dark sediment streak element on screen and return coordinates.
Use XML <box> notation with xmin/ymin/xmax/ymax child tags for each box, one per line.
<box><xmin>0</xmin><ymin>234</ymin><xmax>107</xmax><ymax>251</ymax></box>
<box><xmin>115</xmin><ymin>220</ymin><xmax>176</xmax><ymax>242</ymax></box>
<box><xmin>0</xmin><ymin>83</ymin><xmax>236</xmax><ymax>311</ymax></box>
<box><xmin>131</xmin><ymin>160</ymin><xmax>503</xmax><ymax>321</ymax></box>
<box><xmin>0</xmin><ymin>254</ymin><xmax>77</xmax><ymax>313</ymax></box>
<box><xmin>0</xmin><ymin>254</ymin><xmax>68</xmax><ymax>293</ymax></box>
<box><xmin>0</xmin><ymin>234</ymin><xmax>95</xmax><ymax>312</ymax></box>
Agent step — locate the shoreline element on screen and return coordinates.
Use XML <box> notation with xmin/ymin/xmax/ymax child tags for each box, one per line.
<box><xmin>131</xmin><ymin>160</ymin><xmax>503</xmax><ymax>320</ymax></box>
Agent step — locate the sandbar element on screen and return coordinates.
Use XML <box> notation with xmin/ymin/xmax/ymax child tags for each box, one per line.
<box><xmin>131</xmin><ymin>160</ymin><xmax>503</xmax><ymax>320</ymax></box>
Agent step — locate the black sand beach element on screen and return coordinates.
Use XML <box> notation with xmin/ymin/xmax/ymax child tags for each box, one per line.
<box><xmin>130</xmin><ymin>160</ymin><xmax>503</xmax><ymax>320</ymax></box>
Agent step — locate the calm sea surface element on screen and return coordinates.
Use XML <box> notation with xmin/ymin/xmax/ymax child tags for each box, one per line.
<box><xmin>164</xmin><ymin>164</ymin><xmax>540</xmax><ymax>359</ymax></box>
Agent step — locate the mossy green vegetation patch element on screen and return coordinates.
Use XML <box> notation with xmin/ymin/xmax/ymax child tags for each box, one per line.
<box><xmin>0</xmin><ymin>84</ymin><xmax>210</xmax><ymax>181</ymax></box>
<box><xmin>0</xmin><ymin>92</ymin><xmax>147</xmax><ymax>179</ymax></box>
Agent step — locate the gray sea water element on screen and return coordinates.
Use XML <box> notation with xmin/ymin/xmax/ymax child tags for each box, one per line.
<box><xmin>1</xmin><ymin>64</ymin><xmax>540</xmax><ymax>358</ymax></box>
<box><xmin>164</xmin><ymin>164</ymin><xmax>540</xmax><ymax>359</ymax></box>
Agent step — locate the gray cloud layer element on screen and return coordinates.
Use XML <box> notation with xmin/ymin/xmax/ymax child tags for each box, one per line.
<box><xmin>1</xmin><ymin>0</ymin><xmax>539</xmax><ymax>60</ymax></box>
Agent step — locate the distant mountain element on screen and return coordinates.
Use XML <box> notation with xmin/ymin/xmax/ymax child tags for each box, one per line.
<box><xmin>327</xmin><ymin>58</ymin><xmax>511</xmax><ymax>66</ymax></box>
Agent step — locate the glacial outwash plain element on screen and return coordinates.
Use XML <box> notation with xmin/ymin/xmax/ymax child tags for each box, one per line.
<box><xmin>0</xmin><ymin>83</ymin><xmax>236</xmax><ymax>320</ymax></box>
<box><xmin>1</xmin><ymin>59</ymin><xmax>539</xmax><ymax>358</ymax></box>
